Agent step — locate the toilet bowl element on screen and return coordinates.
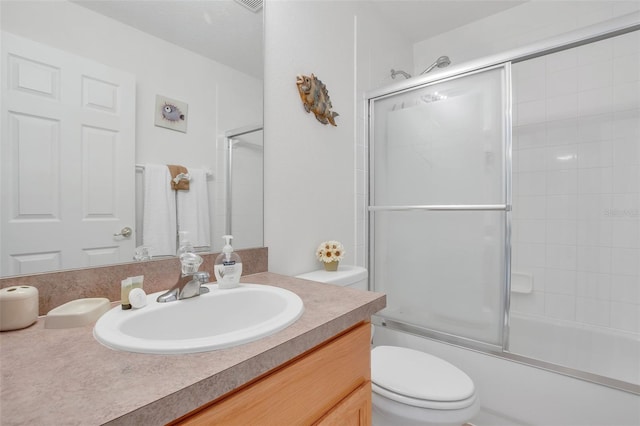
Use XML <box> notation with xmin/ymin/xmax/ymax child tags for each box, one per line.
<box><xmin>371</xmin><ymin>345</ymin><xmax>479</xmax><ymax>426</ymax></box>
<box><xmin>295</xmin><ymin>265</ymin><xmax>480</xmax><ymax>426</ymax></box>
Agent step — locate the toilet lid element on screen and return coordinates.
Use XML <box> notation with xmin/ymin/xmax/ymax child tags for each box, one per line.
<box><xmin>371</xmin><ymin>346</ymin><xmax>475</xmax><ymax>403</ymax></box>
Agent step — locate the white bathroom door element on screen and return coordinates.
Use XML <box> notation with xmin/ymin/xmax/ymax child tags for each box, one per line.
<box><xmin>0</xmin><ymin>32</ymin><xmax>136</xmax><ymax>276</ymax></box>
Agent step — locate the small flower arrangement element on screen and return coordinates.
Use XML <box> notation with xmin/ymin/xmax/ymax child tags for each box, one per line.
<box><xmin>316</xmin><ymin>240</ymin><xmax>345</xmax><ymax>263</ymax></box>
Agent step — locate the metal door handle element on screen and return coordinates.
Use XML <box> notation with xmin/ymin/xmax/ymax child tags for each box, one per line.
<box><xmin>114</xmin><ymin>227</ymin><xmax>132</xmax><ymax>238</ymax></box>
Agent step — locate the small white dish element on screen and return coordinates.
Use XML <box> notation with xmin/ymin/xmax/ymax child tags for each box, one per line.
<box><xmin>45</xmin><ymin>298</ymin><xmax>111</xmax><ymax>329</ymax></box>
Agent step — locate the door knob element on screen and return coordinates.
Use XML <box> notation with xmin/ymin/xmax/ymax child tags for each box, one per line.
<box><xmin>114</xmin><ymin>227</ymin><xmax>133</xmax><ymax>238</ymax></box>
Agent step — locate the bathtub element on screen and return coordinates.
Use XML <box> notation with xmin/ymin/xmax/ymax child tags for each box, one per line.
<box><xmin>373</xmin><ymin>323</ymin><xmax>640</xmax><ymax>426</ymax></box>
<box><xmin>508</xmin><ymin>312</ymin><xmax>640</xmax><ymax>387</ymax></box>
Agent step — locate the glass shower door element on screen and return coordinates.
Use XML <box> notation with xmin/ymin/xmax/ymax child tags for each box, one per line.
<box><xmin>369</xmin><ymin>64</ymin><xmax>511</xmax><ymax>348</ymax></box>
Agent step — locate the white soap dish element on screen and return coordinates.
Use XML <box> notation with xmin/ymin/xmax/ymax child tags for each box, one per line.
<box><xmin>45</xmin><ymin>298</ymin><xmax>111</xmax><ymax>329</ymax></box>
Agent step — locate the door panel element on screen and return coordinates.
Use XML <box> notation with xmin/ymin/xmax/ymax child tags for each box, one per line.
<box><xmin>369</xmin><ymin>64</ymin><xmax>511</xmax><ymax>348</ymax></box>
<box><xmin>1</xmin><ymin>32</ymin><xmax>136</xmax><ymax>276</ymax></box>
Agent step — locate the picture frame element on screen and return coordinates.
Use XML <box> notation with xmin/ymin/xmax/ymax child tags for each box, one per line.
<box><xmin>154</xmin><ymin>95</ymin><xmax>188</xmax><ymax>133</ymax></box>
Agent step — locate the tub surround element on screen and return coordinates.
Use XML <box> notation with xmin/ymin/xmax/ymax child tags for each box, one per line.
<box><xmin>0</xmin><ymin>272</ymin><xmax>385</xmax><ymax>425</ymax></box>
<box><xmin>0</xmin><ymin>247</ymin><xmax>268</xmax><ymax>316</ymax></box>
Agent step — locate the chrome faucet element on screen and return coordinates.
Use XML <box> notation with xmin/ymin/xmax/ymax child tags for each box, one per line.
<box><xmin>156</xmin><ymin>271</ymin><xmax>210</xmax><ymax>303</ymax></box>
<box><xmin>157</xmin><ymin>253</ymin><xmax>210</xmax><ymax>303</ymax></box>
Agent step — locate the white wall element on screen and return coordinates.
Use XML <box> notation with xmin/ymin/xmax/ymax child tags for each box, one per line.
<box><xmin>1</xmin><ymin>0</ymin><xmax>262</xmax><ymax>252</ymax></box>
<box><xmin>263</xmin><ymin>0</ymin><xmax>412</xmax><ymax>276</ymax></box>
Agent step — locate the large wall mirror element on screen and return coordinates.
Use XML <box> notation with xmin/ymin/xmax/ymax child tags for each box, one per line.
<box><xmin>0</xmin><ymin>0</ymin><xmax>264</xmax><ymax>278</ymax></box>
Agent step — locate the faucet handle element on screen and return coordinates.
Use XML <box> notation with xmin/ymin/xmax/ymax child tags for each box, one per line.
<box><xmin>194</xmin><ymin>271</ymin><xmax>210</xmax><ymax>295</ymax></box>
<box><xmin>194</xmin><ymin>271</ymin><xmax>210</xmax><ymax>284</ymax></box>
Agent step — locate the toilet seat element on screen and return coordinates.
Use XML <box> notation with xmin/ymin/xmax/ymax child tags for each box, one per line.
<box><xmin>371</xmin><ymin>345</ymin><xmax>477</xmax><ymax>410</ymax></box>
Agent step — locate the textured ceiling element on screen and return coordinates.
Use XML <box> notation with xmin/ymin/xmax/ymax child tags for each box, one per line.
<box><xmin>74</xmin><ymin>0</ymin><xmax>264</xmax><ymax>78</ymax></box>
<box><xmin>74</xmin><ymin>0</ymin><xmax>527</xmax><ymax>79</ymax></box>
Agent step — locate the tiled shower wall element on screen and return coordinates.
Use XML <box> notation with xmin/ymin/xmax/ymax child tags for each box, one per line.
<box><xmin>511</xmin><ymin>30</ymin><xmax>640</xmax><ymax>333</ymax></box>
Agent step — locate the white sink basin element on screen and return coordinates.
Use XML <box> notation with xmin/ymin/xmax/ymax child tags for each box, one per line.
<box><xmin>93</xmin><ymin>284</ymin><xmax>304</xmax><ymax>354</ymax></box>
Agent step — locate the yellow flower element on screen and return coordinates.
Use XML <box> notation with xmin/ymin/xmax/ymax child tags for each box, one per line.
<box><xmin>316</xmin><ymin>240</ymin><xmax>345</xmax><ymax>263</ymax></box>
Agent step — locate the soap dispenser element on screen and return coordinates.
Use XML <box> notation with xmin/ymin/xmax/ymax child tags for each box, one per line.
<box><xmin>214</xmin><ymin>235</ymin><xmax>242</xmax><ymax>289</ymax></box>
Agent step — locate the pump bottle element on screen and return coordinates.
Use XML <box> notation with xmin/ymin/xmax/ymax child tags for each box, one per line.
<box><xmin>214</xmin><ymin>235</ymin><xmax>242</xmax><ymax>289</ymax></box>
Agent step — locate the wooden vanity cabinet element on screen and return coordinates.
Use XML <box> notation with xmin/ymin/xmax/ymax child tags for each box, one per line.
<box><xmin>173</xmin><ymin>322</ymin><xmax>372</xmax><ymax>426</ymax></box>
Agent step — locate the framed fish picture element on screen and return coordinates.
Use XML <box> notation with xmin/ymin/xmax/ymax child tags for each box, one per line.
<box><xmin>155</xmin><ymin>95</ymin><xmax>188</xmax><ymax>133</ymax></box>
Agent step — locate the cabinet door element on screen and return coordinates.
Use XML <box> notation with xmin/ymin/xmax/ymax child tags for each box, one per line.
<box><xmin>174</xmin><ymin>322</ymin><xmax>371</xmax><ymax>425</ymax></box>
<box><xmin>314</xmin><ymin>382</ymin><xmax>371</xmax><ymax>426</ymax></box>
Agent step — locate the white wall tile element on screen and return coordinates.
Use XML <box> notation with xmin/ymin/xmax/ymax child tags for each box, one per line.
<box><xmin>546</xmin><ymin>219</ymin><xmax>577</xmax><ymax>245</ymax></box>
<box><xmin>577</xmin><ymin>38</ymin><xmax>614</xmax><ymax>65</ymax></box>
<box><xmin>546</xmin><ymin>145</ymin><xmax>578</xmax><ymax>170</ymax></box>
<box><xmin>613</xmin><ymin>81</ymin><xmax>640</xmax><ymax>110</ymax></box>
<box><xmin>612</xmin><ymin>247</ymin><xmax>639</xmax><ymax>275</ymax></box>
<box><xmin>514</xmin><ymin>195</ymin><xmax>547</xmax><ymax>220</ymax></box>
<box><xmin>516</xmin><ymin>58</ymin><xmax>547</xmax><ymax>102</ymax></box>
<box><xmin>514</xmin><ymin>123</ymin><xmax>546</xmax><ymax>149</ymax></box>
<box><xmin>546</xmin><ymin>194</ymin><xmax>578</xmax><ymax>220</ymax></box>
<box><xmin>518</xmin><ymin>147</ymin><xmax>547</xmax><ymax>172</ymax></box>
<box><xmin>547</xmin><ymin>68</ymin><xmax>578</xmax><ymax>96</ymax></box>
<box><xmin>577</xmin><ymin>245</ymin><xmax>612</xmax><ymax>274</ymax></box>
<box><xmin>577</xmin><ymin>219</ymin><xmax>613</xmax><ymax>246</ymax></box>
<box><xmin>547</xmin><ymin>48</ymin><xmax>578</xmax><ymax>71</ymax></box>
<box><xmin>578</xmin><ymin>113</ymin><xmax>613</xmax><ymax>143</ymax></box>
<box><xmin>613</xmin><ymin>165</ymin><xmax>640</xmax><ymax>194</ymax></box>
<box><xmin>578</xmin><ymin>61</ymin><xmax>613</xmax><ymax>91</ymax></box>
<box><xmin>613</xmin><ymin>109</ymin><xmax>640</xmax><ymax>139</ymax></box>
<box><xmin>576</xmin><ymin>271</ymin><xmax>611</xmax><ymax>300</ymax></box>
<box><xmin>613</xmin><ymin>53</ymin><xmax>640</xmax><ymax>85</ymax></box>
<box><xmin>510</xmin><ymin>291</ymin><xmax>545</xmax><ymax>315</ymax></box>
<box><xmin>610</xmin><ymin>301</ymin><xmax>639</xmax><ymax>332</ymax></box>
<box><xmin>518</xmin><ymin>219</ymin><xmax>546</xmax><ymax>243</ymax></box>
<box><xmin>518</xmin><ymin>171</ymin><xmax>547</xmax><ymax>196</ymax></box>
<box><xmin>576</xmin><ymin>296</ymin><xmax>610</xmax><ymax>326</ymax></box>
<box><xmin>546</xmin><ymin>244</ymin><xmax>577</xmax><ymax>270</ymax></box>
<box><xmin>518</xmin><ymin>99</ymin><xmax>547</xmax><ymax>125</ymax></box>
<box><xmin>578</xmin><ymin>140</ymin><xmax>613</xmax><ymax>168</ymax></box>
<box><xmin>517</xmin><ymin>242</ymin><xmax>546</xmax><ymax>268</ymax></box>
<box><xmin>613</xmin><ymin>137</ymin><xmax>640</xmax><ymax>167</ymax></box>
<box><xmin>545</xmin><ymin>293</ymin><xmax>576</xmax><ymax>320</ymax></box>
<box><xmin>613</xmin><ymin>30</ymin><xmax>640</xmax><ymax>57</ymax></box>
<box><xmin>578</xmin><ymin>86</ymin><xmax>613</xmax><ymax>116</ymax></box>
<box><xmin>611</xmin><ymin>274</ymin><xmax>640</xmax><ymax>303</ymax></box>
<box><xmin>546</xmin><ymin>93</ymin><xmax>578</xmax><ymax>121</ymax></box>
<box><xmin>578</xmin><ymin>167</ymin><xmax>613</xmax><ymax>194</ymax></box>
<box><xmin>546</xmin><ymin>268</ymin><xmax>577</xmax><ymax>295</ymax></box>
<box><xmin>547</xmin><ymin>169</ymin><xmax>578</xmax><ymax>194</ymax></box>
<box><xmin>577</xmin><ymin>194</ymin><xmax>613</xmax><ymax>221</ymax></box>
<box><xmin>612</xmin><ymin>220</ymin><xmax>639</xmax><ymax>249</ymax></box>
<box><xmin>546</xmin><ymin>118</ymin><xmax>578</xmax><ymax>146</ymax></box>
<box><xmin>612</xmin><ymin>193</ymin><xmax>639</xmax><ymax>214</ymax></box>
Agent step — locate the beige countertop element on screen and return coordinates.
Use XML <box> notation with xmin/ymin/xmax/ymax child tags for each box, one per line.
<box><xmin>0</xmin><ymin>272</ymin><xmax>385</xmax><ymax>425</ymax></box>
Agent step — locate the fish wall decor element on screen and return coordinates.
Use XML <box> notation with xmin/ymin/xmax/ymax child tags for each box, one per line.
<box><xmin>296</xmin><ymin>73</ymin><xmax>339</xmax><ymax>126</ymax></box>
<box><xmin>154</xmin><ymin>95</ymin><xmax>188</xmax><ymax>133</ymax></box>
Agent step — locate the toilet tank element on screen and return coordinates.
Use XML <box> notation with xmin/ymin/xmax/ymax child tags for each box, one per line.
<box><xmin>295</xmin><ymin>265</ymin><xmax>368</xmax><ymax>290</ymax></box>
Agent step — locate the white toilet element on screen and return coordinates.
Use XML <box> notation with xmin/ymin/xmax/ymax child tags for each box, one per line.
<box><xmin>296</xmin><ymin>266</ymin><xmax>480</xmax><ymax>426</ymax></box>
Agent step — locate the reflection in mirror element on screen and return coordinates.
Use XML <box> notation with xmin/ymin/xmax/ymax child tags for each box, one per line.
<box><xmin>225</xmin><ymin>125</ymin><xmax>264</xmax><ymax>249</ymax></box>
<box><xmin>0</xmin><ymin>0</ymin><xmax>264</xmax><ymax>277</ymax></box>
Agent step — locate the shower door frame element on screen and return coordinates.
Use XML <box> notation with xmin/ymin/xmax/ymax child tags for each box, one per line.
<box><xmin>368</xmin><ymin>62</ymin><xmax>513</xmax><ymax>354</ymax></box>
<box><xmin>366</xmin><ymin>12</ymin><xmax>640</xmax><ymax>395</ymax></box>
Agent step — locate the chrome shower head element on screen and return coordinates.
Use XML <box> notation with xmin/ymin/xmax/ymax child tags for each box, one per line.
<box><xmin>420</xmin><ymin>55</ymin><xmax>451</xmax><ymax>75</ymax></box>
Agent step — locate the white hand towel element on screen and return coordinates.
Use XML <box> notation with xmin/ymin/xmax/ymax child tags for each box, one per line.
<box><xmin>177</xmin><ymin>168</ymin><xmax>211</xmax><ymax>249</ymax></box>
<box><xmin>142</xmin><ymin>164</ymin><xmax>177</xmax><ymax>257</ymax></box>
